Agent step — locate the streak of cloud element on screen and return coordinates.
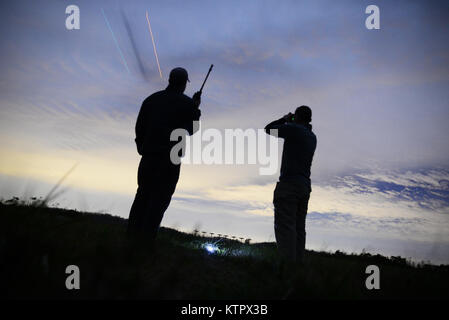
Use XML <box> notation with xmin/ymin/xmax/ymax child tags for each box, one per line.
<box><xmin>101</xmin><ymin>8</ymin><xmax>131</xmax><ymax>74</ymax></box>
<box><xmin>146</xmin><ymin>9</ymin><xmax>163</xmax><ymax>79</ymax></box>
<box><xmin>121</xmin><ymin>7</ymin><xmax>148</xmax><ymax>80</ymax></box>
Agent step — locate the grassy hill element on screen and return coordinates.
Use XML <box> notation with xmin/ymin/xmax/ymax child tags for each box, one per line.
<box><xmin>1</xmin><ymin>200</ymin><xmax>448</xmax><ymax>300</ymax></box>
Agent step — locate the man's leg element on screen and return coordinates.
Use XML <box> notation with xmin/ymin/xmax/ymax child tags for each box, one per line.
<box><xmin>140</xmin><ymin>162</ymin><xmax>180</xmax><ymax>242</ymax></box>
<box><xmin>127</xmin><ymin>157</ymin><xmax>149</xmax><ymax>238</ymax></box>
<box><xmin>273</xmin><ymin>181</ymin><xmax>298</xmax><ymax>262</ymax></box>
<box><xmin>127</xmin><ymin>187</ymin><xmax>147</xmax><ymax>236</ymax></box>
<box><xmin>296</xmin><ymin>191</ymin><xmax>310</xmax><ymax>264</ymax></box>
<box><xmin>140</xmin><ymin>183</ymin><xmax>176</xmax><ymax>242</ymax></box>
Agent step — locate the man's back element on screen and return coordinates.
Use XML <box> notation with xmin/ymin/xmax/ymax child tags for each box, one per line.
<box><xmin>135</xmin><ymin>87</ymin><xmax>200</xmax><ymax>156</ymax></box>
<box><xmin>265</xmin><ymin>107</ymin><xmax>316</xmax><ymax>265</ymax></box>
<box><xmin>128</xmin><ymin>67</ymin><xmax>202</xmax><ymax>243</ymax></box>
<box><xmin>265</xmin><ymin>120</ymin><xmax>317</xmax><ymax>189</ymax></box>
<box><xmin>280</xmin><ymin>123</ymin><xmax>316</xmax><ymax>187</ymax></box>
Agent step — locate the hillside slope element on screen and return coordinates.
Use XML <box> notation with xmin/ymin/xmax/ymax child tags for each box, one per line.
<box><xmin>0</xmin><ymin>202</ymin><xmax>448</xmax><ymax>299</ymax></box>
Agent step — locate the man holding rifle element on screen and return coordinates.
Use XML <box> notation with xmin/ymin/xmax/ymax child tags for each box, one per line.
<box><xmin>127</xmin><ymin>67</ymin><xmax>205</xmax><ymax>243</ymax></box>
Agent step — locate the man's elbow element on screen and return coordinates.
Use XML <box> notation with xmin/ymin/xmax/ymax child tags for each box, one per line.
<box><xmin>190</xmin><ymin>124</ymin><xmax>201</xmax><ymax>135</ymax></box>
<box><xmin>193</xmin><ymin>109</ymin><xmax>201</xmax><ymax>122</ymax></box>
<box><xmin>265</xmin><ymin>126</ymin><xmax>282</xmax><ymax>138</ymax></box>
<box><xmin>264</xmin><ymin>125</ymin><xmax>273</xmax><ymax>135</ymax></box>
<box><xmin>185</xmin><ymin>122</ymin><xmax>200</xmax><ymax>136</ymax></box>
<box><xmin>186</xmin><ymin>127</ymin><xmax>195</xmax><ymax>136</ymax></box>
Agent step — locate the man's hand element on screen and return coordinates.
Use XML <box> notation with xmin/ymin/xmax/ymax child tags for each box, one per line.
<box><xmin>283</xmin><ymin>112</ymin><xmax>293</xmax><ymax>122</ymax></box>
<box><xmin>192</xmin><ymin>91</ymin><xmax>201</xmax><ymax>108</ymax></box>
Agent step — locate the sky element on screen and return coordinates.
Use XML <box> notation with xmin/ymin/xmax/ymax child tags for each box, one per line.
<box><xmin>0</xmin><ymin>0</ymin><xmax>448</xmax><ymax>264</ymax></box>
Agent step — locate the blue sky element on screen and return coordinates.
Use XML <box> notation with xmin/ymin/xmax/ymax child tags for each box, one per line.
<box><xmin>0</xmin><ymin>0</ymin><xmax>448</xmax><ymax>263</ymax></box>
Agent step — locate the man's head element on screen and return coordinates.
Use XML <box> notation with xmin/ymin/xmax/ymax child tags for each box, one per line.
<box><xmin>294</xmin><ymin>105</ymin><xmax>312</xmax><ymax>124</ymax></box>
<box><xmin>168</xmin><ymin>67</ymin><xmax>190</xmax><ymax>93</ymax></box>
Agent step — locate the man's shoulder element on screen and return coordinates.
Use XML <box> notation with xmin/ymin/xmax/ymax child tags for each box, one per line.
<box><xmin>141</xmin><ymin>90</ymin><xmax>193</xmax><ymax>112</ymax></box>
<box><xmin>166</xmin><ymin>91</ymin><xmax>194</xmax><ymax>109</ymax></box>
<box><xmin>148</xmin><ymin>90</ymin><xmax>192</xmax><ymax>101</ymax></box>
<box><xmin>147</xmin><ymin>90</ymin><xmax>166</xmax><ymax>100</ymax></box>
<box><xmin>175</xmin><ymin>93</ymin><xmax>194</xmax><ymax>109</ymax></box>
<box><xmin>284</xmin><ymin>123</ymin><xmax>305</xmax><ymax>131</ymax></box>
<box><xmin>290</xmin><ymin>123</ymin><xmax>316</xmax><ymax>138</ymax></box>
<box><xmin>180</xmin><ymin>93</ymin><xmax>193</xmax><ymax>103</ymax></box>
<box><xmin>142</xmin><ymin>90</ymin><xmax>165</xmax><ymax>104</ymax></box>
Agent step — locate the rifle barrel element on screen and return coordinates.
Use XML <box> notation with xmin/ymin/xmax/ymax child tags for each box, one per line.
<box><xmin>200</xmin><ymin>64</ymin><xmax>214</xmax><ymax>93</ymax></box>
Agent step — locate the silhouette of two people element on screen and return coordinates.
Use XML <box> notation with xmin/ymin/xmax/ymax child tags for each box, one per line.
<box><xmin>127</xmin><ymin>68</ymin><xmax>201</xmax><ymax>243</ymax></box>
<box><xmin>128</xmin><ymin>68</ymin><xmax>317</xmax><ymax>268</ymax></box>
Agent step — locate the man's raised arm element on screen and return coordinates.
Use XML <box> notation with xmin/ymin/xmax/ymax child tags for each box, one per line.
<box><xmin>265</xmin><ymin>113</ymin><xmax>295</xmax><ymax>138</ymax></box>
<box><xmin>183</xmin><ymin>91</ymin><xmax>202</xmax><ymax>135</ymax></box>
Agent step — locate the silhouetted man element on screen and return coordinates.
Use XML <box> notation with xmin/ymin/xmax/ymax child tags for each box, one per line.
<box><xmin>128</xmin><ymin>67</ymin><xmax>201</xmax><ymax>243</ymax></box>
<box><xmin>265</xmin><ymin>106</ymin><xmax>317</xmax><ymax>265</ymax></box>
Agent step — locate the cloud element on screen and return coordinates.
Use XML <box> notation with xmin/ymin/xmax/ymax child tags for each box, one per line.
<box><xmin>173</xmin><ymin>167</ymin><xmax>449</xmax><ymax>241</ymax></box>
<box><xmin>1</xmin><ymin>0</ymin><xmax>449</xmax><ymax>263</ymax></box>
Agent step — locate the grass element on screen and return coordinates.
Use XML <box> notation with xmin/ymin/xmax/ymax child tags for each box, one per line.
<box><xmin>0</xmin><ymin>200</ymin><xmax>448</xmax><ymax>300</ymax></box>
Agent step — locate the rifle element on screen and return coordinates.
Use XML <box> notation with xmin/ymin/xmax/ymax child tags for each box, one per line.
<box><xmin>199</xmin><ymin>64</ymin><xmax>214</xmax><ymax>94</ymax></box>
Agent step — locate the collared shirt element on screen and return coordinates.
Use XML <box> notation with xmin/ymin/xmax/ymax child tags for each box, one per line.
<box><xmin>265</xmin><ymin>118</ymin><xmax>317</xmax><ymax>189</ymax></box>
<box><xmin>135</xmin><ymin>86</ymin><xmax>201</xmax><ymax>157</ymax></box>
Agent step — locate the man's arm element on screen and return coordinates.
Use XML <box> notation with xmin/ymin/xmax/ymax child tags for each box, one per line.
<box><xmin>135</xmin><ymin>100</ymin><xmax>148</xmax><ymax>155</ymax></box>
<box><xmin>265</xmin><ymin>113</ymin><xmax>294</xmax><ymax>138</ymax></box>
<box><xmin>182</xmin><ymin>92</ymin><xmax>202</xmax><ymax>135</ymax></box>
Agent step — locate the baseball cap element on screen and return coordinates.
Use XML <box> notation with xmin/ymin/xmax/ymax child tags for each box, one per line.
<box><xmin>169</xmin><ymin>67</ymin><xmax>190</xmax><ymax>84</ymax></box>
